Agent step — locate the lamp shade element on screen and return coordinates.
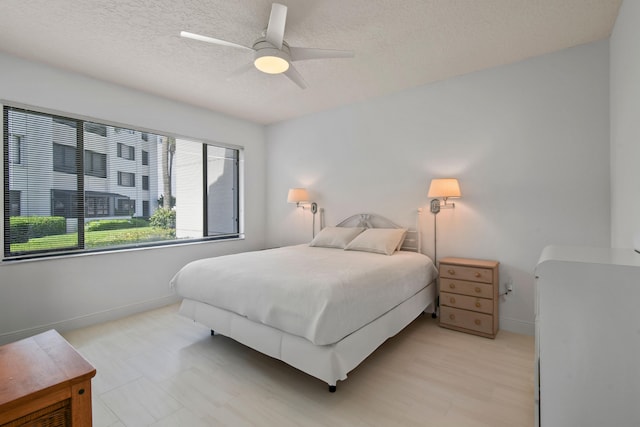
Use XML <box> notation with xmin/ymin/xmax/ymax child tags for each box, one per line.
<box><xmin>287</xmin><ymin>188</ymin><xmax>309</xmax><ymax>203</ymax></box>
<box><xmin>428</xmin><ymin>178</ymin><xmax>461</xmax><ymax>198</ymax></box>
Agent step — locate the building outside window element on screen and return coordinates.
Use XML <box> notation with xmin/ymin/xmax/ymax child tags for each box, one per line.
<box><xmin>3</xmin><ymin>106</ymin><xmax>242</xmax><ymax>260</ymax></box>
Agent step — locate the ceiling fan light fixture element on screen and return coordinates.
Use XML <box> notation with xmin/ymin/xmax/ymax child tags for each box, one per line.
<box><xmin>181</xmin><ymin>3</ymin><xmax>354</xmax><ymax>87</ymax></box>
<box><xmin>254</xmin><ymin>48</ymin><xmax>289</xmax><ymax>74</ymax></box>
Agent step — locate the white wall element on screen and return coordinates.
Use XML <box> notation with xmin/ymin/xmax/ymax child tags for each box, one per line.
<box><xmin>610</xmin><ymin>0</ymin><xmax>640</xmax><ymax>248</ymax></box>
<box><xmin>0</xmin><ymin>53</ymin><xmax>266</xmax><ymax>344</ymax></box>
<box><xmin>265</xmin><ymin>41</ymin><xmax>611</xmax><ymax>335</ymax></box>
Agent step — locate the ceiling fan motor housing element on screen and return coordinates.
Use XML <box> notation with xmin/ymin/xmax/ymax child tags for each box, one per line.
<box><xmin>253</xmin><ymin>39</ymin><xmax>291</xmax><ymax>74</ymax></box>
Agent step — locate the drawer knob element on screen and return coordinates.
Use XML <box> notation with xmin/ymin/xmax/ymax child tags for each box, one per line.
<box><xmin>474</xmin><ymin>272</ymin><xmax>481</xmax><ymax>278</ymax></box>
<box><xmin>449</xmin><ymin>314</ymin><xmax>455</xmax><ymax>320</ymax></box>
<box><xmin>449</xmin><ymin>283</ymin><xmax>455</xmax><ymax>289</ymax></box>
<box><xmin>474</xmin><ymin>319</ymin><xmax>481</xmax><ymax>325</ymax></box>
<box><xmin>475</xmin><ymin>302</ymin><xmax>481</xmax><ymax>308</ymax></box>
<box><xmin>449</xmin><ymin>297</ymin><xmax>456</xmax><ymax>304</ymax></box>
<box><xmin>448</xmin><ymin>269</ymin><xmax>455</xmax><ymax>275</ymax></box>
<box><xmin>475</xmin><ymin>287</ymin><xmax>481</xmax><ymax>293</ymax></box>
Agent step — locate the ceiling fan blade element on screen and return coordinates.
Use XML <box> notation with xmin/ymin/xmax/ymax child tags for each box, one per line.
<box><xmin>284</xmin><ymin>64</ymin><xmax>307</xmax><ymax>89</ymax></box>
<box><xmin>180</xmin><ymin>31</ymin><xmax>253</xmax><ymax>51</ymax></box>
<box><xmin>289</xmin><ymin>47</ymin><xmax>355</xmax><ymax>62</ymax></box>
<box><xmin>265</xmin><ymin>3</ymin><xmax>287</xmax><ymax>49</ymax></box>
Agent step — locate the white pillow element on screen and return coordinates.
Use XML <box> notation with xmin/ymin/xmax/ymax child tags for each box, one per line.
<box><xmin>344</xmin><ymin>228</ymin><xmax>407</xmax><ymax>256</ymax></box>
<box><xmin>309</xmin><ymin>227</ymin><xmax>365</xmax><ymax>249</ymax></box>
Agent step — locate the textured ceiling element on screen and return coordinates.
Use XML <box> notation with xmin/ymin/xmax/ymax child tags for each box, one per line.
<box><xmin>0</xmin><ymin>0</ymin><xmax>621</xmax><ymax>124</ymax></box>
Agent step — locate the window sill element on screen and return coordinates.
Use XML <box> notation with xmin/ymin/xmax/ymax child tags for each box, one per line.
<box><xmin>1</xmin><ymin>234</ymin><xmax>245</xmax><ymax>265</ymax></box>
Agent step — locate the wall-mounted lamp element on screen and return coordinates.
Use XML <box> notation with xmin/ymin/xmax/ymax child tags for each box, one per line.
<box><xmin>427</xmin><ymin>178</ymin><xmax>461</xmax><ymax>263</ymax></box>
<box><xmin>287</xmin><ymin>188</ymin><xmax>317</xmax><ymax>212</ymax></box>
<box><xmin>428</xmin><ymin>178</ymin><xmax>461</xmax><ymax>214</ymax></box>
<box><xmin>287</xmin><ymin>187</ymin><xmax>318</xmax><ymax>237</ymax></box>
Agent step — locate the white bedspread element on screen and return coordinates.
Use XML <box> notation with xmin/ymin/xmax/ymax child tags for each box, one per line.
<box><xmin>170</xmin><ymin>245</ymin><xmax>437</xmax><ymax>345</ymax></box>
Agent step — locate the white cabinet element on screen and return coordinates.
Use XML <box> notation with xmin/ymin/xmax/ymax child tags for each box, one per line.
<box><xmin>535</xmin><ymin>245</ymin><xmax>640</xmax><ymax>427</ymax></box>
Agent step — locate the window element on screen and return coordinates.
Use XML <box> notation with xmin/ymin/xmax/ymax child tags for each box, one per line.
<box><xmin>9</xmin><ymin>135</ymin><xmax>22</xmax><ymax>164</ymax></box>
<box><xmin>142</xmin><ymin>200</ymin><xmax>150</xmax><ymax>218</ymax></box>
<box><xmin>117</xmin><ymin>171</ymin><xmax>135</xmax><ymax>187</ymax></box>
<box><xmin>205</xmin><ymin>145</ymin><xmax>239</xmax><ymax>237</ymax></box>
<box><xmin>54</xmin><ymin>118</ymin><xmax>77</xmax><ymax>129</ymax></box>
<box><xmin>86</xmin><ymin>195</ymin><xmax>109</xmax><ymax>217</ymax></box>
<box><xmin>84</xmin><ymin>150</ymin><xmax>107</xmax><ymax>178</ymax></box>
<box><xmin>117</xmin><ymin>143</ymin><xmax>135</xmax><ymax>160</ymax></box>
<box><xmin>141</xmin><ymin>133</ymin><xmax>149</xmax><ymax>142</ymax></box>
<box><xmin>51</xmin><ymin>190</ymin><xmax>79</xmax><ymax>218</ymax></box>
<box><xmin>3</xmin><ymin>106</ymin><xmax>242</xmax><ymax>260</ymax></box>
<box><xmin>85</xmin><ymin>123</ymin><xmax>106</xmax><ymax>137</ymax></box>
<box><xmin>9</xmin><ymin>191</ymin><xmax>20</xmax><ymax>216</ymax></box>
<box><xmin>53</xmin><ymin>143</ymin><xmax>77</xmax><ymax>174</ymax></box>
<box><xmin>115</xmin><ymin>198</ymin><xmax>135</xmax><ymax>216</ymax></box>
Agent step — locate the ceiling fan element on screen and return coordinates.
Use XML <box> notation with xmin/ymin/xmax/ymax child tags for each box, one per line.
<box><xmin>180</xmin><ymin>3</ymin><xmax>354</xmax><ymax>89</ymax></box>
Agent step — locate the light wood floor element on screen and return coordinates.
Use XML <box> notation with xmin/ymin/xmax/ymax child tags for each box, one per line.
<box><xmin>62</xmin><ymin>304</ymin><xmax>535</xmax><ymax>427</ymax></box>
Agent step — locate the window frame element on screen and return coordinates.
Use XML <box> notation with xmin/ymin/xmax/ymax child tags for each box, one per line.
<box><xmin>9</xmin><ymin>190</ymin><xmax>21</xmax><ymax>216</ymax></box>
<box><xmin>2</xmin><ymin>104</ymin><xmax>244</xmax><ymax>261</ymax></box>
<box><xmin>53</xmin><ymin>142</ymin><xmax>77</xmax><ymax>174</ymax></box>
<box><xmin>8</xmin><ymin>134</ymin><xmax>22</xmax><ymax>164</ymax></box>
<box><xmin>117</xmin><ymin>142</ymin><xmax>135</xmax><ymax>161</ymax></box>
<box><xmin>84</xmin><ymin>149</ymin><xmax>107</xmax><ymax>178</ymax></box>
<box><xmin>117</xmin><ymin>171</ymin><xmax>135</xmax><ymax>187</ymax></box>
<box><xmin>85</xmin><ymin>195</ymin><xmax>110</xmax><ymax>218</ymax></box>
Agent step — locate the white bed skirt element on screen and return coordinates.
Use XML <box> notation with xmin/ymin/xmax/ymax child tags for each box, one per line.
<box><xmin>178</xmin><ymin>281</ymin><xmax>436</xmax><ymax>387</ymax></box>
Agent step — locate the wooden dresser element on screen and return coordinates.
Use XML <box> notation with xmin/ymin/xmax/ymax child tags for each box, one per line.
<box><xmin>0</xmin><ymin>329</ymin><xmax>96</xmax><ymax>426</ymax></box>
<box><xmin>438</xmin><ymin>257</ymin><xmax>499</xmax><ymax>338</ymax></box>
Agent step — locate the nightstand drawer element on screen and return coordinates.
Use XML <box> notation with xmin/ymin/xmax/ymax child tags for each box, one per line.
<box><xmin>441</xmin><ymin>278</ymin><xmax>493</xmax><ymax>298</ymax></box>
<box><xmin>440</xmin><ymin>264</ymin><xmax>493</xmax><ymax>283</ymax></box>
<box><xmin>440</xmin><ymin>306</ymin><xmax>493</xmax><ymax>335</ymax></box>
<box><xmin>440</xmin><ymin>291</ymin><xmax>493</xmax><ymax>314</ymax></box>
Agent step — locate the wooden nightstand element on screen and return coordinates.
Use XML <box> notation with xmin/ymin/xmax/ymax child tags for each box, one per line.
<box><xmin>0</xmin><ymin>330</ymin><xmax>96</xmax><ymax>426</ymax></box>
<box><xmin>438</xmin><ymin>257</ymin><xmax>499</xmax><ymax>338</ymax></box>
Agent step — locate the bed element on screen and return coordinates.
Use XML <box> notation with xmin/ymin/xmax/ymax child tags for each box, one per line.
<box><xmin>170</xmin><ymin>213</ymin><xmax>437</xmax><ymax>392</ymax></box>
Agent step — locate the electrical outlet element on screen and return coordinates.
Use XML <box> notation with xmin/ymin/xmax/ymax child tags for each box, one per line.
<box><xmin>507</xmin><ymin>281</ymin><xmax>514</xmax><ymax>296</ymax></box>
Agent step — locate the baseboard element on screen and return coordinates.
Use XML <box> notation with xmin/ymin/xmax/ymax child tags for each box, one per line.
<box><xmin>500</xmin><ymin>316</ymin><xmax>535</xmax><ymax>336</ymax></box>
<box><xmin>0</xmin><ymin>294</ymin><xmax>181</xmax><ymax>345</ymax></box>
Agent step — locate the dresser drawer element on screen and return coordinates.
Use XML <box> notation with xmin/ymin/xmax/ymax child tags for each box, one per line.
<box><xmin>440</xmin><ymin>264</ymin><xmax>493</xmax><ymax>283</ymax></box>
<box><xmin>440</xmin><ymin>306</ymin><xmax>493</xmax><ymax>335</ymax></box>
<box><xmin>440</xmin><ymin>291</ymin><xmax>493</xmax><ymax>314</ymax></box>
<box><xmin>441</xmin><ymin>278</ymin><xmax>493</xmax><ymax>298</ymax></box>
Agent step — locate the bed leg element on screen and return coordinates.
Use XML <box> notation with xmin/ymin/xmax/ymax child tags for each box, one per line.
<box><xmin>431</xmin><ymin>311</ymin><xmax>437</xmax><ymax>319</ymax></box>
<box><xmin>328</xmin><ymin>384</ymin><xmax>336</xmax><ymax>393</ymax></box>
<box><xmin>211</xmin><ymin>329</ymin><xmax>215</xmax><ymax>336</ymax></box>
